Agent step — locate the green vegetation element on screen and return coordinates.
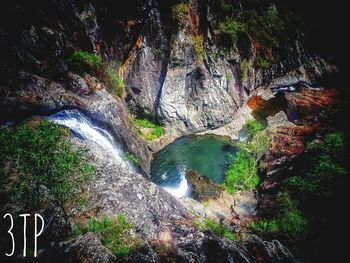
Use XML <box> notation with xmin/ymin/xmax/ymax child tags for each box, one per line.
<box><xmin>242</xmin><ymin>3</ymin><xmax>284</xmax><ymax>48</ymax></box>
<box><xmin>249</xmin><ymin>132</ymin><xmax>347</xmax><ymax>259</ymax></box>
<box><xmin>196</xmin><ymin>218</ymin><xmax>236</xmax><ymax>241</ymax></box>
<box><xmin>171</xmin><ymin>3</ymin><xmax>190</xmax><ymax>21</ymax></box>
<box><xmin>122</xmin><ymin>152</ymin><xmax>142</xmax><ymax>166</ymax></box>
<box><xmin>249</xmin><ymin>192</ymin><xmax>310</xmax><ymax>242</ymax></box>
<box><xmin>217</xmin><ymin>0</ymin><xmax>231</xmax><ymax>15</ymax></box>
<box><xmin>191</xmin><ymin>35</ymin><xmax>205</xmax><ymax>64</ymax></box>
<box><xmin>130</xmin><ymin>117</ymin><xmax>164</xmax><ymax>141</ymax></box>
<box><xmin>0</xmin><ymin>120</ymin><xmax>96</xmax><ymax>222</ymax></box>
<box><xmin>287</xmin><ymin>132</ymin><xmax>346</xmax><ymax>200</ymax></box>
<box><xmin>258</xmin><ymin>58</ymin><xmax>270</xmax><ymax>69</ymax></box>
<box><xmin>222</xmin><ymin>119</ymin><xmax>269</xmax><ymax>194</ymax></box>
<box><xmin>67</xmin><ymin>50</ymin><xmax>103</xmax><ymax>76</ymax></box>
<box><xmin>67</xmin><ymin>51</ymin><xmax>125</xmax><ymax>97</ymax></box>
<box><xmin>217</xmin><ymin>3</ymin><xmax>290</xmax><ymax>70</ymax></box>
<box><xmin>243</xmin><ymin>119</ymin><xmax>265</xmax><ymax>139</ymax></box>
<box><xmin>74</xmin><ymin>215</ymin><xmax>141</xmax><ymax>257</ymax></box>
<box><xmin>223</xmin><ymin>149</ymin><xmax>259</xmax><ymax>194</ymax></box>
<box><xmin>240</xmin><ymin>60</ymin><xmax>252</xmax><ymax>81</ymax></box>
<box><xmin>218</xmin><ymin>19</ymin><xmax>246</xmax><ymax>45</ymax></box>
<box><xmin>103</xmin><ymin>64</ymin><xmax>125</xmax><ymax>98</ymax></box>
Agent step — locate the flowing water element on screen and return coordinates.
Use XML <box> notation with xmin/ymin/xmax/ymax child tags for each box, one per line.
<box><xmin>150</xmin><ymin>135</ymin><xmax>239</xmax><ymax>198</ymax></box>
<box><xmin>48</xmin><ymin>109</ymin><xmax>136</xmax><ymax>173</ymax></box>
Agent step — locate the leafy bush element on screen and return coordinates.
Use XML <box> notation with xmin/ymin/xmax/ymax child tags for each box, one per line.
<box><xmin>67</xmin><ymin>50</ymin><xmax>102</xmax><ymax>76</ymax></box>
<box><xmin>130</xmin><ymin>117</ymin><xmax>164</xmax><ymax>141</ymax></box>
<box><xmin>258</xmin><ymin>58</ymin><xmax>270</xmax><ymax>69</ymax></box>
<box><xmin>171</xmin><ymin>3</ymin><xmax>190</xmax><ymax>21</ymax></box>
<box><xmin>223</xmin><ymin>149</ymin><xmax>259</xmax><ymax>194</ymax></box>
<box><xmin>0</xmin><ymin>120</ymin><xmax>95</xmax><ymax>222</ymax></box>
<box><xmin>191</xmin><ymin>35</ymin><xmax>205</xmax><ymax>64</ymax></box>
<box><xmin>243</xmin><ymin>4</ymin><xmax>284</xmax><ymax>48</ymax></box>
<box><xmin>218</xmin><ymin>19</ymin><xmax>246</xmax><ymax>45</ymax></box>
<box><xmin>240</xmin><ymin>59</ymin><xmax>252</xmax><ymax>81</ymax></box>
<box><xmin>75</xmin><ymin>215</ymin><xmax>141</xmax><ymax>257</ymax></box>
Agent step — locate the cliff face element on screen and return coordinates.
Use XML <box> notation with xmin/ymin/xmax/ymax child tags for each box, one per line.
<box><xmin>0</xmin><ymin>0</ymin><xmax>335</xmax><ymax>133</ymax></box>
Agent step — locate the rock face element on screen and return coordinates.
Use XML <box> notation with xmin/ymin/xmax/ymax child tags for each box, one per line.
<box><xmin>58</xmin><ymin>136</ymin><xmax>295</xmax><ymax>263</ymax></box>
<box><xmin>186</xmin><ymin>170</ymin><xmax>222</xmax><ymax>202</ymax></box>
<box><xmin>0</xmin><ymin>71</ymin><xmax>153</xmax><ymax>174</ymax></box>
<box><xmin>0</xmin><ymin>1</ymin><xmax>342</xmax><ymax>262</ymax></box>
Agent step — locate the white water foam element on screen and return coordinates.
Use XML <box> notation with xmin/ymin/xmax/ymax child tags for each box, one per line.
<box><xmin>162</xmin><ymin>169</ymin><xmax>190</xmax><ymax>198</ymax></box>
<box><xmin>48</xmin><ymin>109</ymin><xmax>135</xmax><ymax>173</ymax></box>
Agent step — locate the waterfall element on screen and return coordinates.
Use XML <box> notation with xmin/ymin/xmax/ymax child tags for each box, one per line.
<box><xmin>48</xmin><ymin>109</ymin><xmax>135</xmax><ymax>173</ymax></box>
<box><xmin>162</xmin><ymin>168</ymin><xmax>190</xmax><ymax>198</ymax></box>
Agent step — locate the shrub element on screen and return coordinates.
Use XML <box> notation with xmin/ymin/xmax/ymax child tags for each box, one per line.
<box><xmin>240</xmin><ymin>59</ymin><xmax>252</xmax><ymax>81</ymax></box>
<box><xmin>191</xmin><ymin>35</ymin><xmax>205</xmax><ymax>64</ymax></box>
<box><xmin>223</xmin><ymin>149</ymin><xmax>259</xmax><ymax>194</ymax></box>
<box><xmin>218</xmin><ymin>19</ymin><xmax>245</xmax><ymax>45</ymax></box>
<box><xmin>218</xmin><ymin>0</ymin><xmax>231</xmax><ymax>15</ymax></box>
<box><xmin>258</xmin><ymin>58</ymin><xmax>270</xmax><ymax>69</ymax></box>
<box><xmin>247</xmin><ymin>131</ymin><xmax>270</xmax><ymax>158</ymax></box>
<box><xmin>76</xmin><ymin>214</ymin><xmax>141</xmax><ymax>257</ymax></box>
<box><xmin>171</xmin><ymin>3</ymin><xmax>190</xmax><ymax>21</ymax></box>
<box><xmin>0</xmin><ymin>120</ymin><xmax>95</xmax><ymax>222</ymax></box>
<box><xmin>130</xmin><ymin>117</ymin><xmax>164</xmax><ymax>141</ymax></box>
<box><xmin>67</xmin><ymin>50</ymin><xmax>102</xmax><ymax>76</ymax></box>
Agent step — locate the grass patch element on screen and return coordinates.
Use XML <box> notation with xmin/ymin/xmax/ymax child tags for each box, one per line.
<box><xmin>243</xmin><ymin>119</ymin><xmax>265</xmax><ymax>139</ymax></box>
<box><xmin>130</xmin><ymin>117</ymin><xmax>164</xmax><ymax>141</ymax></box>
<box><xmin>103</xmin><ymin>64</ymin><xmax>125</xmax><ymax>98</ymax></box>
<box><xmin>196</xmin><ymin>218</ymin><xmax>236</xmax><ymax>241</ymax></box>
<box><xmin>122</xmin><ymin>152</ymin><xmax>141</xmax><ymax>166</ymax></box>
<box><xmin>0</xmin><ymin>120</ymin><xmax>96</xmax><ymax>222</ymax></box>
<box><xmin>66</xmin><ymin>51</ymin><xmax>125</xmax><ymax>97</ymax></box>
<box><xmin>223</xmin><ymin>149</ymin><xmax>259</xmax><ymax>194</ymax></box>
<box><xmin>67</xmin><ymin>50</ymin><xmax>102</xmax><ymax>76</ymax></box>
<box><xmin>74</xmin><ymin>214</ymin><xmax>141</xmax><ymax>257</ymax></box>
<box><xmin>222</xmin><ymin>119</ymin><xmax>269</xmax><ymax>194</ymax></box>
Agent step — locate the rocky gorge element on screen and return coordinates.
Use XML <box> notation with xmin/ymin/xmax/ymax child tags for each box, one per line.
<box><xmin>0</xmin><ymin>0</ymin><xmax>348</xmax><ymax>262</ymax></box>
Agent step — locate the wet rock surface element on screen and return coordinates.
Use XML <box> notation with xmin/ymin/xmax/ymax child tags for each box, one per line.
<box><xmin>186</xmin><ymin>170</ymin><xmax>222</xmax><ymax>202</ymax></box>
<box><xmin>60</xmin><ymin>137</ymin><xmax>294</xmax><ymax>263</ymax></box>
